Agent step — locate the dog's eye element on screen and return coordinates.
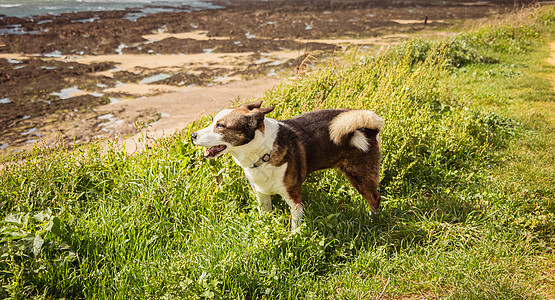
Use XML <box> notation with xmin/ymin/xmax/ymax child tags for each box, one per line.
<box><xmin>216</xmin><ymin>123</ymin><xmax>226</xmax><ymax>129</ymax></box>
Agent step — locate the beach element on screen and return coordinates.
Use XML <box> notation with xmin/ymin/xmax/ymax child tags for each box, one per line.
<box><xmin>0</xmin><ymin>0</ymin><xmax>515</xmax><ymax>155</ymax></box>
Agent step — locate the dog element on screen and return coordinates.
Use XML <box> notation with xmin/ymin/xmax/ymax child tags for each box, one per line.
<box><xmin>191</xmin><ymin>101</ymin><xmax>384</xmax><ymax>229</ymax></box>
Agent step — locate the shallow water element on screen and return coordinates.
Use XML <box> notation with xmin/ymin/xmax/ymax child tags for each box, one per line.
<box><xmin>139</xmin><ymin>73</ymin><xmax>171</xmax><ymax>84</ymax></box>
<box><xmin>43</xmin><ymin>50</ymin><xmax>63</xmax><ymax>58</ymax></box>
<box><xmin>50</xmin><ymin>86</ymin><xmax>82</xmax><ymax>99</ymax></box>
<box><xmin>0</xmin><ymin>0</ymin><xmax>222</xmax><ymax>18</ymax></box>
<box><xmin>21</xmin><ymin>127</ymin><xmax>38</xmax><ymax>136</ymax></box>
<box><xmin>0</xmin><ymin>24</ymin><xmax>40</xmax><ymax>34</ymax></box>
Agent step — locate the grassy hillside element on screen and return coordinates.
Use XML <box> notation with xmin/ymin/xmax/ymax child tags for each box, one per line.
<box><xmin>1</xmin><ymin>6</ymin><xmax>554</xmax><ymax>299</ymax></box>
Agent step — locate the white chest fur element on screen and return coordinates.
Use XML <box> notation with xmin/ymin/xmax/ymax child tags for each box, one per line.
<box><xmin>227</xmin><ymin>117</ymin><xmax>286</xmax><ymax>195</ymax></box>
<box><xmin>243</xmin><ymin>163</ymin><xmax>288</xmax><ymax>195</ymax></box>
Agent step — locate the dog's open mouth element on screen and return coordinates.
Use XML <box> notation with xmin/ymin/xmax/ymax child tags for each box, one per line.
<box><xmin>204</xmin><ymin>145</ymin><xmax>227</xmax><ymax>158</ymax></box>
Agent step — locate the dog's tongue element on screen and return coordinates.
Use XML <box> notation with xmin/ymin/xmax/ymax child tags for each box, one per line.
<box><xmin>205</xmin><ymin>145</ymin><xmax>226</xmax><ymax>158</ymax></box>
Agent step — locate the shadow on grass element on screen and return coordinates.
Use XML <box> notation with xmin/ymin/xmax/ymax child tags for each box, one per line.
<box><xmin>299</xmin><ymin>172</ymin><xmax>484</xmax><ymax>258</ymax></box>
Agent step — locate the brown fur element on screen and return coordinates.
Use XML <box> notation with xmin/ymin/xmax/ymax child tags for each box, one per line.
<box><xmin>213</xmin><ymin>103</ymin><xmax>272</xmax><ymax>146</ymax></box>
<box><xmin>265</xmin><ymin>108</ymin><xmax>381</xmax><ymax>211</ymax></box>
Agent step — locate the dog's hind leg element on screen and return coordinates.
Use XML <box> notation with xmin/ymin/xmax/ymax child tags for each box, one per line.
<box><xmin>256</xmin><ymin>191</ymin><xmax>272</xmax><ymax>212</ymax></box>
<box><xmin>340</xmin><ymin>166</ymin><xmax>381</xmax><ymax>212</ymax></box>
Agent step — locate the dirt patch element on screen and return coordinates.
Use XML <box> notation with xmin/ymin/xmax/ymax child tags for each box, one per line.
<box><xmin>0</xmin><ymin>0</ymin><xmax>516</xmax><ymax>156</ymax></box>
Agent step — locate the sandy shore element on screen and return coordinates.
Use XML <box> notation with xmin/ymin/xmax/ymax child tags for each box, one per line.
<box><xmin>0</xmin><ymin>0</ymin><xmax>516</xmax><ymax>156</ymax></box>
<box><xmin>104</xmin><ymin>77</ymin><xmax>281</xmax><ymax>153</ymax></box>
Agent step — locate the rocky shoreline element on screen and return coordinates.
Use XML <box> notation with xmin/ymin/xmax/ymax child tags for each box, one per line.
<box><xmin>0</xmin><ymin>0</ymin><xmax>514</xmax><ymax>156</ymax></box>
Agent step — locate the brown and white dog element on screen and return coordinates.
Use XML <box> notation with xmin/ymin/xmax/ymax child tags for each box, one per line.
<box><xmin>191</xmin><ymin>101</ymin><xmax>384</xmax><ymax>229</ymax></box>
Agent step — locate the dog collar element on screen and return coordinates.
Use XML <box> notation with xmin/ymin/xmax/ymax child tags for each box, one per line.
<box><xmin>252</xmin><ymin>153</ymin><xmax>271</xmax><ymax>168</ymax></box>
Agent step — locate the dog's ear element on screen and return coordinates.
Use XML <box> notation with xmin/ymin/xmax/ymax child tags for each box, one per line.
<box><xmin>241</xmin><ymin>101</ymin><xmax>274</xmax><ymax>115</ymax></box>
<box><xmin>247</xmin><ymin>106</ymin><xmax>274</xmax><ymax>119</ymax></box>
<box><xmin>257</xmin><ymin>106</ymin><xmax>274</xmax><ymax>115</ymax></box>
<box><xmin>240</xmin><ymin>101</ymin><xmax>263</xmax><ymax>111</ymax></box>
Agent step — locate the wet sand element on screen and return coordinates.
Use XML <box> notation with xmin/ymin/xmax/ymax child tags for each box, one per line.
<box><xmin>0</xmin><ymin>0</ymin><xmax>516</xmax><ymax>156</ymax></box>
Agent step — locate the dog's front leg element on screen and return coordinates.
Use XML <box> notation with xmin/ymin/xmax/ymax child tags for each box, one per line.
<box><xmin>256</xmin><ymin>191</ymin><xmax>272</xmax><ymax>213</ymax></box>
<box><xmin>282</xmin><ymin>192</ymin><xmax>303</xmax><ymax>230</ymax></box>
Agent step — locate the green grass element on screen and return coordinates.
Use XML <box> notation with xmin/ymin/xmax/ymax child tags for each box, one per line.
<box><xmin>1</xmin><ymin>6</ymin><xmax>555</xmax><ymax>299</ymax></box>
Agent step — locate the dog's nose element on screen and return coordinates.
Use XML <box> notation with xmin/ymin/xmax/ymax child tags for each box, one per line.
<box><xmin>191</xmin><ymin>132</ymin><xmax>198</xmax><ymax>140</ymax></box>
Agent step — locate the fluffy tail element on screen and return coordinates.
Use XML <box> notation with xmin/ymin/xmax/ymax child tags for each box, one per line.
<box><xmin>329</xmin><ymin>110</ymin><xmax>384</xmax><ymax>152</ymax></box>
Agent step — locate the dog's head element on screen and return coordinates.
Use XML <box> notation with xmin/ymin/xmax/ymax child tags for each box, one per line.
<box><xmin>191</xmin><ymin>101</ymin><xmax>274</xmax><ymax>158</ymax></box>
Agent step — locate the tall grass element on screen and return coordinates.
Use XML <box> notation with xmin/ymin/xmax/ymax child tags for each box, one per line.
<box><xmin>1</xmin><ymin>6</ymin><xmax>554</xmax><ymax>299</ymax></box>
